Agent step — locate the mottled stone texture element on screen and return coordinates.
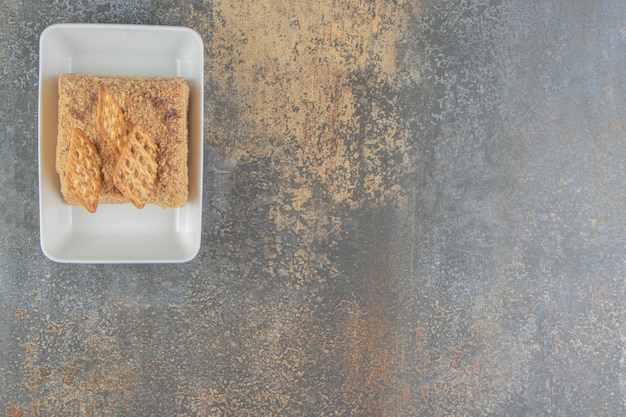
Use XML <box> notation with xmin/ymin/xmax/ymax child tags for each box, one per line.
<box><xmin>1</xmin><ymin>1</ymin><xmax>625</xmax><ymax>416</ymax></box>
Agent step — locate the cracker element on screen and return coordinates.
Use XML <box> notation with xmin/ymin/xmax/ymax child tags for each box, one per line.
<box><xmin>96</xmin><ymin>84</ymin><xmax>127</xmax><ymax>157</ymax></box>
<box><xmin>113</xmin><ymin>124</ymin><xmax>159</xmax><ymax>209</ymax></box>
<box><xmin>64</xmin><ymin>128</ymin><xmax>101</xmax><ymax>213</ymax></box>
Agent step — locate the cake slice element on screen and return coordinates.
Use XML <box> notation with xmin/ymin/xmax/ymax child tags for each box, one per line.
<box><xmin>56</xmin><ymin>73</ymin><xmax>189</xmax><ymax>208</ymax></box>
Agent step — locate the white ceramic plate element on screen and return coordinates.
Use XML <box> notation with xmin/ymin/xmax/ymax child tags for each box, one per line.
<box><xmin>38</xmin><ymin>24</ymin><xmax>204</xmax><ymax>263</ymax></box>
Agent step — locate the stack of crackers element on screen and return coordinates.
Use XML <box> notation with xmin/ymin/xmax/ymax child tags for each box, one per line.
<box><xmin>56</xmin><ymin>74</ymin><xmax>190</xmax><ymax>212</ymax></box>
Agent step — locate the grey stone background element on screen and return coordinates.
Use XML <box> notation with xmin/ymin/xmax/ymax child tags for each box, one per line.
<box><xmin>1</xmin><ymin>1</ymin><xmax>625</xmax><ymax>416</ymax></box>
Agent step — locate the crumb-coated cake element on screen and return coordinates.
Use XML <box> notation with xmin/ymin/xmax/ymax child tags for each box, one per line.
<box><xmin>56</xmin><ymin>73</ymin><xmax>189</xmax><ymax>209</ymax></box>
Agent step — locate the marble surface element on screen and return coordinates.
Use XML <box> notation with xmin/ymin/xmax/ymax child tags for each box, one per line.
<box><xmin>1</xmin><ymin>1</ymin><xmax>625</xmax><ymax>415</ymax></box>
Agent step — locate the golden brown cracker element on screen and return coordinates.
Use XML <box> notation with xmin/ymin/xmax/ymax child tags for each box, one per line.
<box><xmin>64</xmin><ymin>128</ymin><xmax>101</xmax><ymax>213</ymax></box>
<box><xmin>96</xmin><ymin>84</ymin><xmax>126</xmax><ymax>157</ymax></box>
<box><xmin>113</xmin><ymin>124</ymin><xmax>159</xmax><ymax>209</ymax></box>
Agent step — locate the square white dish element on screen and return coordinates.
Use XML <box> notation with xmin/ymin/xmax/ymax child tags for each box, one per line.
<box><xmin>38</xmin><ymin>24</ymin><xmax>204</xmax><ymax>263</ymax></box>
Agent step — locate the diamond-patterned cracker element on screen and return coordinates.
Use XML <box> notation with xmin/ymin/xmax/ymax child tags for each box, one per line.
<box><xmin>97</xmin><ymin>84</ymin><xmax>127</xmax><ymax>157</ymax></box>
<box><xmin>64</xmin><ymin>127</ymin><xmax>102</xmax><ymax>213</ymax></box>
<box><xmin>113</xmin><ymin>124</ymin><xmax>159</xmax><ymax>209</ymax></box>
